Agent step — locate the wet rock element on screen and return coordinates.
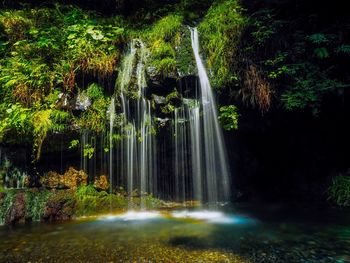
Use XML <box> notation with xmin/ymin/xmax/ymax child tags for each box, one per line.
<box><xmin>40</xmin><ymin>167</ymin><xmax>88</xmax><ymax>190</ymax></box>
<box><xmin>152</xmin><ymin>94</ymin><xmax>166</xmax><ymax>105</ymax></box>
<box><xmin>155</xmin><ymin>117</ymin><xmax>171</xmax><ymax>128</ymax></box>
<box><xmin>75</xmin><ymin>92</ymin><xmax>91</xmax><ymax>111</ymax></box>
<box><xmin>5</xmin><ymin>192</ymin><xmax>25</xmax><ymax>225</ymax></box>
<box><xmin>94</xmin><ymin>175</ymin><xmax>109</xmax><ymax>191</ymax></box>
<box><xmin>43</xmin><ymin>191</ymin><xmax>76</xmax><ymax>222</ymax></box>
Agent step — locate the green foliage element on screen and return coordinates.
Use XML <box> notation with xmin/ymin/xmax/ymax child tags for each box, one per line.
<box><xmin>76</xmin><ymin>185</ymin><xmax>98</xmax><ymax>197</ymax></box>
<box><xmin>51</xmin><ymin>110</ymin><xmax>70</xmax><ymax>132</ymax></box>
<box><xmin>0</xmin><ymin>6</ymin><xmax>125</xmax><ymax>160</ymax></box>
<box><xmin>24</xmin><ymin>189</ymin><xmax>52</xmax><ymax>221</ymax></box>
<box><xmin>328</xmin><ymin>176</ymin><xmax>350</xmax><ymax>207</ymax></box>
<box><xmin>281</xmin><ymin>63</ymin><xmax>341</xmax><ymax>113</ymax></box>
<box><xmin>176</xmin><ymin>29</ymin><xmax>196</xmax><ymax>76</ymax></box>
<box><xmin>75</xmin><ymin>97</ymin><xmax>110</xmax><ymax>133</ymax></box>
<box><xmin>308</xmin><ymin>33</ymin><xmax>329</xmax><ymax>45</ymax></box>
<box><xmin>161</xmin><ymin>90</ymin><xmax>181</xmax><ymax>114</ymax></box>
<box><xmin>218</xmin><ymin>105</ymin><xmax>239</xmax><ymax>130</ymax></box>
<box><xmin>32</xmin><ymin>109</ymin><xmax>52</xmax><ymax>161</ymax></box>
<box><xmin>64</xmin><ymin>22</ymin><xmax>124</xmax><ymax>78</ymax></box>
<box><xmin>313</xmin><ymin>47</ymin><xmax>329</xmax><ymax>59</ymax></box>
<box><xmin>86</xmin><ymin>83</ymin><xmax>104</xmax><ymax>100</ymax></box>
<box><xmin>0</xmin><ymin>190</ymin><xmax>17</xmax><ymax>224</ymax></box>
<box><xmin>250</xmin><ymin>9</ymin><xmax>280</xmax><ymax>46</ymax></box>
<box><xmin>199</xmin><ymin>0</ymin><xmax>246</xmax><ymax>88</ymax></box>
<box><xmin>235</xmin><ymin>3</ymin><xmax>349</xmax><ymax>114</ymax></box>
<box><xmin>83</xmin><ymin>144</ymin><xmax>95</xmax><ymax>159</ymax></box>
<box><xmin>69</xmin><ymin>139</ymin><xmax>80</xmax><ymax>149</ymax></box>
<box><xmin>0</xmin><ymin>56</ymin><xmax>55</xmax><ymax>106</ymax></box>
<box><xmin>0</xmin><ymin>104</ymin><xmax>31</xmax><ymax>141</ymax></box>
<box><xmin>0</xmin><ymin>11</ymin><xmax>32</xmax><ymax>43</ymax></box>
<box><xmin>336</xmin><ymin>44</ymin><xmax>350</xmax><ymax>54</ymax></box>
<box><xmin>146</xmin><ymin>14</ymin><xmax>183</xmax><ymax>77</ymax></box>
<box><xmin>75</xmin><ymin>185</ymin><xmax>127</xmax><ymax>216</ymax></box>
<box><xmin>148</xmin><ymin>14</ymin><xmax>183</xmax><ymax>42</ymax></box>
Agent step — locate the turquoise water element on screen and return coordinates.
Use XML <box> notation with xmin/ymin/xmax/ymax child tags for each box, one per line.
<box><xmin>0</xmin><ymin>206</ymin><xmax>349</xmax><ymax>262</ymax></box>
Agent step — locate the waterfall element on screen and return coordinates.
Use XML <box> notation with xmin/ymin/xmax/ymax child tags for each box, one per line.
<box><xmin>109</xmin><ymin>97</ymin><xmax>115</xmax><ymax>194</ymax></box>
<box><xmin>96</xmin><ymin>31</ymin><xmax>230</xmax><ymax>209</ymax></box>
<box><xmin>189</xmin><ymin>27</ymin><xmax>231</xmax><ymax>205</ymax></box>
<box><xmin>173</xmin><ymin>106</ymin><xmax>189</xmax><ymax>202</ymax></box>
<box><xmin>188</xmin><ymin>104</ymin><xmax>202</xmax><ymax>203</ymax></box>
<box><xmin>109</xmin><ymin>39</ymin><xmax>156</xmax><ymax>209</ymax></box>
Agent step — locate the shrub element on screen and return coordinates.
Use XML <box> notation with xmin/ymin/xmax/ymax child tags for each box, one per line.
<box><xmin>328</xmin><ymin>176</ymin><xmax>350</xmax><ymax>207</ymax></box>
<box><xmin>218</xmin><ymin>105</ymin><xmax>239</xmax><ymax>130</ymax></box>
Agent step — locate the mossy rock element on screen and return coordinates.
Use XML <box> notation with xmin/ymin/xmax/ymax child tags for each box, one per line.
<box><xmin>43</xmin><ymin>190</ymin><xmax>76</xmax><ymax>222</ymax></box>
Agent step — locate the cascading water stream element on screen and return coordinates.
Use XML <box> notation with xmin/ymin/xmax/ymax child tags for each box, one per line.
<box><xmin>109</xmin><ymin>98</ymin><xmax>115</xmax><ymax>195</ymax></box>
<box><xmin>109</xmin><ymin>39</ymin><xmax>156</xmax><ymax>210</ymax></box>
<box><xmin>104</xmin><ymin>31</ymin><xmax>230</xmax><ymax>210</ymax></box>
<box><xmin>189</xmin><ymin>27</ymin><xmax>231</xmax><ymax>206</ymax></box>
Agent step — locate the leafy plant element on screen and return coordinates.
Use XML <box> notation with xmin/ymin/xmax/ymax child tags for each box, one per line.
<box><xmin>86</xmin><ymin>83</ymin><xmax>104</xmax><ymax>100</ymax></box>
<box><xmin>328</xmin><ymin>176</ymin><xmax>350</xmax><ymax>207</ymax></box>
<box><xmin>25</xmin><ymin>189</ymin><xmax>53</xmax><ymax>221</ymax></box>
<box><xmin>69</xmin><ymin>139</ymin><xmax>80</xmax><ymax>149</ymax></box>
<box><xmin>0</xmin><ymin>190</ymin><xmax>17</xmax><ymax>224</ymax></box>
<box><xmin>308</xmin><ymin>33</ymin><xmax>329</xmax><ymax>45</ymax></box>
<box><xmin>33</xmin><ymin>109</ymin><xmax>52</xmax><ymax>161</ymax></box>
<box><xmin>336</xmin><ymin>44</ymin><xmax>350</xmax><ymax>54</ymax></box>
<box><xmin>281</xmin><ymin>63</ymin><xmax>341</xmax><ymax>113</ymax></box>
<box><xmin>83</xmin><ymin>144</ymin><xmax>95</xmax><ymax>159</ymax></box>
<box><xmin>199</xmin><ymin>0</ymin><xmax>246</xmax><ymax>88</ymax></box>
<box><xmin>313</xmin><ymin>47</ymin><xmax>329</xmax><ymax>59</ymax></box>
<box><xmin>218</xmin><ymin>105</ymin><xmax>239</xmax><ymax>130</ymax></box>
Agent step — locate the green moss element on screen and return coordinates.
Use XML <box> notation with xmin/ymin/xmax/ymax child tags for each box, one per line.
<box><xmin>151</xmin><ymin>57</ymin><xmax>178</xmax><ymax>77</ymax></box>
<box><xmin>147</xmin><ymin>14</ymin><xmax>183</xmax><ymax>42</ymax></box>
<box><xmin>145</xmin><ymin>14</ymin><xmax>184</xmax><ymax>78</ymax></box>
<box><xmin>75</xmin><ymin>185</ymin><xmax>128</xmax><ymax>216</ymax></box>
<box><xmin>176</xmin><ymin>29</ymin><xmax>196</xmax><ymax>76</ymax></box>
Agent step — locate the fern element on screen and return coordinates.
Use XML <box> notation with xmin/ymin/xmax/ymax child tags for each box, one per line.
<box><xmin>308</xmin><ymin>33</ymin><xmax>328</xmax><ymax>44</ymax></box>
<box><xmin>314</xmin><ymin>47</ymin><xmax>329</xmax><ymax>59</ymax></box>
<box><xmin>336</xmin><ymin>44</ymin><xmax>350</xmax><ymax>54</ymax></box>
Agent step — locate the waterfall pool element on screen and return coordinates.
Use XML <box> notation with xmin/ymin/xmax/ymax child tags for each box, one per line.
<box><xmin>1</xmin><ymin>205</ymin><xmax>349</xmax><ymax>262</ymax></box>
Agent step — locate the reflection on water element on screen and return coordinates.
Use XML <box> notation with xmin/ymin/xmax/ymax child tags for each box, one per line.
<box><xmin>0</xmin><ymin>206</ymin><xmax>349</xmax><ymax>263</ymax></box>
